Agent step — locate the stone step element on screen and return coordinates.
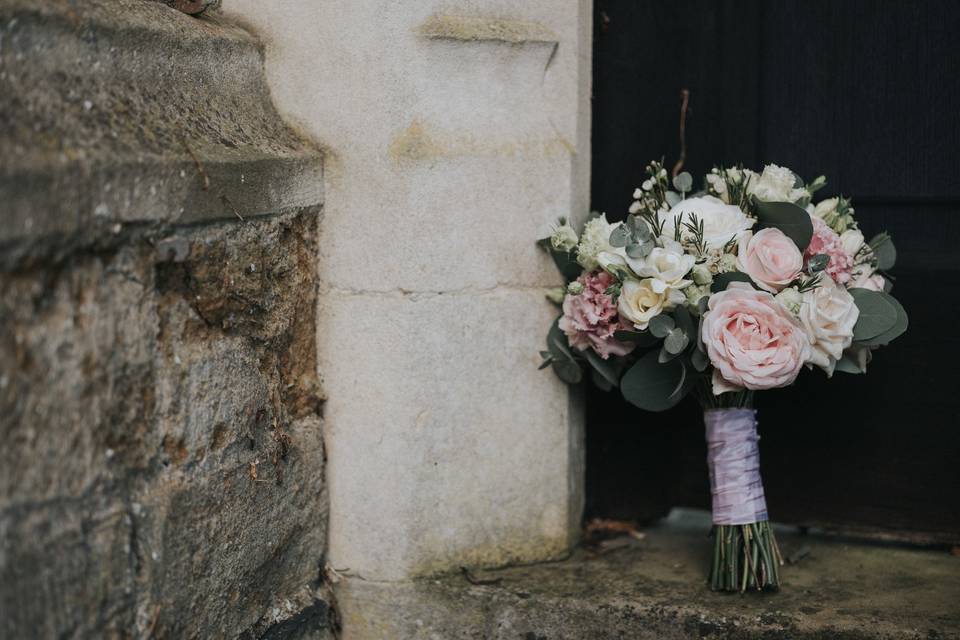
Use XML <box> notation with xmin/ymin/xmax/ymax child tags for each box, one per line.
<box><xmin>335</xmin><ymin>510</ymin><xmax>960</xmax><ymax>639</ymax></box>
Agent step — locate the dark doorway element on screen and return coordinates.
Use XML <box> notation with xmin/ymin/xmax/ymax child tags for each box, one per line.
<box><xmin>588</xmin><ymin>0</ymin><xmax>960</xmax><ymax>544</ymax></box>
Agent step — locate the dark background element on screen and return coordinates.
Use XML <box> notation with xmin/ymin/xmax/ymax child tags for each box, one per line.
<box><xmin>588</xmin><ymin>0</ymin><xmax>960</xmax><ymax>544</ymax></box>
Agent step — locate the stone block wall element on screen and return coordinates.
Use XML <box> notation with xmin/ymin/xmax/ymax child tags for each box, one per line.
<box><xmin>0</xmin><ymin>1</ymin><xmax>330</xmax><ymax>637</ymax></box>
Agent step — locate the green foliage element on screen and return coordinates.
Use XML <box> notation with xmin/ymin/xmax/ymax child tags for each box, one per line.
<box><xmin>754</xmin><ymin>200</ymin><xmax>814</xmax><ymax>251</ymax></box>
<box><xmin>648</xmin><ymin>314</ymin><xmax>675</xmax><ymax>338</ymax></box>
<box><xmin>869</xmin><ymin>232</ymin><xmax>897</xmax><ymax>271</ymax></box>
<box><xmin>807</xmin><ymin>253</ymin><xmax>830</xmax><ymax>274</ymax></box>
<box><xmin>613</xmin><ymin>329</ymin><xmax>660</xmax><ymax>347</ymax></box>
<box><xmin>582</xmin><ymin>347</ymin><xmax>621</xmax><ymax>388</ymax></box>
<box><xmin>710</xmin><ymin>271</ymin><xmax>755</xmax><ymax>293</ymax></box>
<box><xmin>543</xmin><ymin>319</ymin><xmax>582</xmax><ymax>384</ymax></box>
<box><xmin>850</xmin><ymin>288</ymin><xmax>905</xmax><ymax>344</ymax></box>
<box><xmin>857</xmin><ymin>291</ymin><xmax>908</xmax><ymax>347</ymax></box>
<box><xmin>620</xmin><ymin>349</ymin><xmax>694</xmax><ymax>412</ymax></box>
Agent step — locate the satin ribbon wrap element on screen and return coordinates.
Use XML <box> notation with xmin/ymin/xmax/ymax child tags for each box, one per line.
<box><xmin>704</xmin><ymin>408</ymin><xmax>769</xmax><ymax>525</ymax></box>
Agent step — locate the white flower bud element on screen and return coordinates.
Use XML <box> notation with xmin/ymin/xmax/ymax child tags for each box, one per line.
<box><xmin>545</xmin><ymin>287</ymin><xmax>566</xmax><ymax>305</ymax></box>
<box><xmin>691</xmin><ymin>264</ymin><xmax>713</xmax><ymax>285</ymax></box>
<box><xmin>566</xmin><ymin>281</ymin><xmax>585</xmax><ymax>295</ymax></box>
<box><xmin>550</xmin><ymin>223</ymin><xmax>578</xmax><ymax>252</ymax></box>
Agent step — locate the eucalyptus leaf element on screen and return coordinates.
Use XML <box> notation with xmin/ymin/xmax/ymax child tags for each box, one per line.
<box><xmin>698</xmin><ymin>296</ymin><xmax>710</xmax><ymax>315</ymax></box>
<box><xmin>658</xmin><ymin>346</ymin><xmax>680</xmax><ymax>363</ymax></box>
<box><xmin>625</xmin><ymin>242</ymin><xmax>650</xmax><ymax>259</ymax></box>
<box><xmin>807</xmin><ymin>253</ymin><xmax>830</xmax><ymax>273</ymax></box>
<box><xmin>672</xmin><ymin>172</ymin><xmax>693</xmax><ymax>193</ymax></box>
<box><xmin>648</xmin><ymin>314</ymin><xmax>676</xmax><ymax>338</ymax></box>
<box><xmin>614</xmin><ymin>330</ymin><xmax>660</xmax><ymax>347</ymax></box>
<box><xmin>857</xmin><ymin>292</ymin><xmax>908</xmax><ymax>346</ymax></box>
<box><xmin>691</xmin><ymin>347</ymin><xmax>710</xmax><ymax>372</ymax></box>
<box><xmin>609</xmin><ymin>225</ymin><xmax>631</xmax><ymax>248</ymax></box>
<box><xmin>710</xmin><ymin>271</ymin><xmax>756</xmax><ymax>293</ymax></box>
<box><xmin>664</xmin><ymin>328</ymin><xmax>690</xmax><ymax>354</ymax></box>
<box><xmin>754</xmin><ymin>200</ymin><xmax>814</xmax><ymax>251</ymax></box>
<box><xmin>665</xmin><ymin>191</ymin><xmax>682</xmax><ymax>207</ymax></box>
<box><xmin>834</xmin><ymin>353</ymin><xmax>865</xmax><ymax>375</ymax></box>
<box><xmin>583</xmin><ymin>347</ymin><xmax>621</xmax><ymax>388</ymax></box>
<box><xmin>551</xmin><ymin>358</ymin><xmax>582</xmax><ymax>384</ymax></box>
<box><xmin>591</xmin><ymin>368</ymin><xmax>614</xmax><ymax>391</ymax></box>
<box><xmin>674</xmin><ymin>305</ymin><xmax>695</xmax><ymax>337</ymax></box>
<box><xmin>869</xmin><ymin>233</ymin><xmax>897</xmax><ymax>271</ymax></box>
<box><xmin>620</xmin><ymin>350</ymin><xmax>689</xmax><ymax>412</ymax></box>
<box><xmin>850</xmin><ymin>288</ymin><xmax>899</xmax><ymax>342</ymax></box>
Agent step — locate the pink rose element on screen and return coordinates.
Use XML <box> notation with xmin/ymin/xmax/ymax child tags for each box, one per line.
<box><xmin>701</xmin><ymin>283</ymin><xmax>811</xmax><ymax>393</ymax></box>
<box><xmin>805</xmin><ymin>216</ymin><xmax>854</xmax><ymax>285</ymax></box>
<box><xmin>736</xmin><ymin>228</ymin><xmax>803</xmax><ymax>293</ymax></box>
<box><xmin>559</xmin><ymin>271</ymin><xmax>635</xmax><ymax>359</ymax></box>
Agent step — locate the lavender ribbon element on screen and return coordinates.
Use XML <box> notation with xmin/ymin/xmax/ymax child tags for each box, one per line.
<box><xmin>704</xmin><ymin>409</ymin><xmax>768</xmax><ymax>525</ymax></box>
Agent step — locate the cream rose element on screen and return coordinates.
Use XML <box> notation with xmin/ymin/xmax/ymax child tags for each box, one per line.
<box><xmin>618</xmin><ymin>277</ymin><xmax>685</xmax><ymax>331</ymax></box>
<box><xmin>626</xmin><ymin>244</ymin><xmax>695</xmax><ymax>288</ymax></box>
<box><xmin>701</xmin><ymin>283</ymin><xmax>811</xmax><ymax>393</ymax></box>
<box><xmin>799</xmin><ymin>275</ymin><xmax>860</xmax><ymax>376</ymax></box>
<box><xmin>659</xmin><ymin>196</ymin><xmax>754</xmax><ymax>251</ymax></box>
<box><xmin>736</xmin><ymin>228</ymin><xmax>804</xmax><ymax>293</ymax></box>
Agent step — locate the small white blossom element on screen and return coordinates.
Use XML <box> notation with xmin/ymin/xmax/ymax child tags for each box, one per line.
<box><xmin>550</xmin><ymin>223</ymin><xmax>578</xmax><ymax>252</ymax></box>
<box><xmin>576</xmin><ymin>214</ymin><xmax>617</xmax><ymax>270</ymax></box>
<box><xmin>566</xmin><ymin>281</ymin><xmax>585</xmax><ymax>295</ymax></box>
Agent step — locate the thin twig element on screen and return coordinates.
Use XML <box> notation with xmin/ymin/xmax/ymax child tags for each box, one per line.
<box><xmin>671</xmin><ymin>89</ymin><xmax>690</xmax><ymax>178</ymax></box>
<box><xmin>180</xmin><ymin>136</ymin><xmax>210</xmax><ymax>190</ymax></box>
<box><xmin>221</xmin><ymin>194</ymin><xmax>245</xmax><ymax>222</ymax></box>
<box><xmin>146</xmin><ymin>604</ymin><xmax>161</xmax><ymax>639</ymax></box>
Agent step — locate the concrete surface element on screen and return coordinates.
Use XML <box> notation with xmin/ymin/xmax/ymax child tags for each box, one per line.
<box><xmin>226</xmin><ymin>1</ymin><xmax>593</xmax><ymax>580</ymax></box>
<box><xmin>336</xmin><ymin>510</ymin><xmax>960</xmax><ymax>639</ymax></box>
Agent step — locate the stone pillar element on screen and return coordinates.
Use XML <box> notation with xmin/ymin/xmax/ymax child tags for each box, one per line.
<box><xmin>228</xmin><ymin>2</ymin><xmax>592</xmax><ymax>581</ymax></box>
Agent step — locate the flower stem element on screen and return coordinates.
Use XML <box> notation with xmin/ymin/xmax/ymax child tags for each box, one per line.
<box><xmin>708</xmin><ymin>522</ymin><xmax>782</xmax><ymax>592</ymax></box>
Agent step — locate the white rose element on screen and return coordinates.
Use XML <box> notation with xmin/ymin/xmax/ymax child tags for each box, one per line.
<box><xmin>799</xmin><ymin>276</ymin><xmax>860</xmax><ymax>376</ymax></box>
<box><xmin>576</xmin><ymin>214</ymin><xmax>616</xmax><ymax>270</ymax></box>
<box><xmin>659</xmin><ymin>196</ymin><xmax>754</xmax><ymax>251</ymax></box>
<box><xmin>626</xmin><ymin>245</ymin><xmax>695</xmax><ymax>288</ymax></box>
<box><xmin>550</xmin><ymin>223</ymin><xmax>578</xmax><ymax>252</ymax></box>
<box><xmin>840</xmin><ymin>229</ymin><xmax>865</xmax><ymax>258</ymax></box>
<box><xmin>618</xmin><ymin>278</ymin><xmax>685</xmax><ymax>331</ymax></box>
<box><xmin>748</xmin><ymin>164</ymin><xmax>797</xmax><ymax>202</ymax></box>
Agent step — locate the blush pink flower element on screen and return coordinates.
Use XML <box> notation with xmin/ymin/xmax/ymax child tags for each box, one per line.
<box><xmin>559</xmin><ymin>271</ymin><xmax>635</xmax><ymax>359</ymax></box>
<box><xmin>736</xmin><ymin>228</ymin><xmax>804</xmax><ymax>293</ymax></box>
<box><xmin>701</xmin><ymin>283</ymin><xmax>811</xmax><ymax>393</ymax></box>
<box><xmin>805</xmin><ymin>215</ymin><xmax>854</xmax><ymax>285</ymax></box>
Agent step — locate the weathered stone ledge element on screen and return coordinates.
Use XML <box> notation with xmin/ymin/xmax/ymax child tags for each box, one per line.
<box><xmin>335</xmin><ymin>510</ymin><xmax>960</xmax><ymax>639</ymax></box>
<box><xmin>0</xmin><ymin>0</ymin><xmax>323</xmax><ymax>244</ymax></box>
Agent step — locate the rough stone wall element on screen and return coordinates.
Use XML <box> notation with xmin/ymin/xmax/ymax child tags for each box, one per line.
<box><xmin>0</xmin><ymin>1</ymin><xmax>330</xmax><ymax>638</ymax></box>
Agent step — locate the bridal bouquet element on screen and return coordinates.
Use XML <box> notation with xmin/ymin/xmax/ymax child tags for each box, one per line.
<box><xmin>539</xmin><ymin>160</ymin><xmax>907</xmax><ymax>592</ymax></box>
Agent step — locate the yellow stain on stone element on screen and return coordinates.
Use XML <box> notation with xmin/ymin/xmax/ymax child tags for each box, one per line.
<box><xmin>389</xmin><ymin>119</ymin><xmax>572</xmax><ymax>162</ymax></box>
<box><xmin>417</xmin><ymin>14</ymin><xmax>556</xmax><ymax>44</ymax></box>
